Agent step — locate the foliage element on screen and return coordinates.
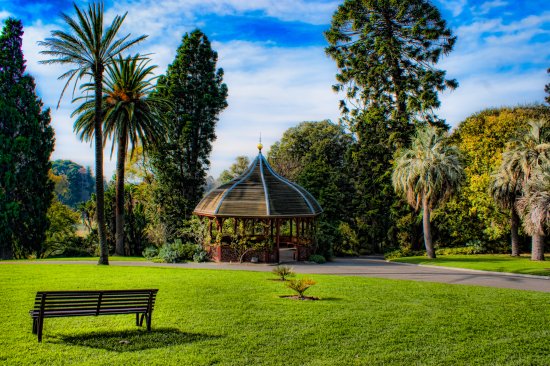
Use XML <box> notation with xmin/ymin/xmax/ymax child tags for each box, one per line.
<box><xmin>325</xmin><ymin>0</ymin><xmax>457</xmax><ymax>132</ymax></box>
<box><xmin>0</xmin><ymin>18</ymin><xmax>55</xmax><ymax>259</ymax></box>
<box><xmin>218</xmin><ymin>156</ymin><xmax>250</xmax><ymax>185</ymax></box>
<box><xmin>432</xmin><ymin>106</ymin><xmax>550</xmax><ymax>250</ymax></box>
<box><xmin>335</xmin><ymin>221</ymin><xmax>360</xmax><ymax>256</ymax></box>
<box><xmin>268</xmin><ymin>120</ymin><xmax>353</xmax><ymax>257</ymax></box>
<box><xmin>151</xmin><ymin>29</ymin><xmax>228</xmax><ymax>241</ymax></box>
<box><xmin>154</xmin><ymin>239</ymin><xmax>202</xmax><ymax>263</ymax></box>
<box><xmin>142</xmin><ymin>246</ymin><xmax>158</xmax><ymax>260</ymax></box>
<box><xmin>393</xmin><ymin>125</ymin><xmax>464</xmax><ymax>258</ymax></box>
<box><xmin>308</xmin><ymin>254</ymin><xmax>326</xmax><ymax>264</ymax></box>
<box><xmin>43</xmin><ymin>199</ymin><xmax>81</xmax><ymax>258</ymax></box>
<box><xmin>286</xmin><ymin>277</ymin><xmax>317</xmax><ymax>299</ymax></box>
<box><xmin>51</xmin><ymin>160</ymin><xmax>95</xmax><ymax>207</ymax></box>
<box><xmin>546</xmin><ymin>68</ymin><xmax>550</xmax><ymax>105</ymax></box>
<box><xmin>40</xmin><ymin>2</ymin><xmax>146</xmax><ymax>265</ymax></box>
<box><xmin>272</xmin><ymin>265</ymin><xmax>295</xmax><ymax>281</ymax></box>
<box><xmin>325</xmin><ymin>0</ymin><xmax>456</xmax><ymax>256</ymax></box>
<box><xmin>73</xmin><ymin>54</ymin><xmax>170</xmax><ymax>256</ymax></box>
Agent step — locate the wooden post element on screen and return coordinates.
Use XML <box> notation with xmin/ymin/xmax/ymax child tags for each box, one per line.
<box><xmin>275</xmin><ymin>219</ymin><xmax>280</xmax><ymax>263</ymax></box>
<box><xmin>290</xmin><ymin>219</ymin><xmax>293</xmax><ymax>239</ymax></box>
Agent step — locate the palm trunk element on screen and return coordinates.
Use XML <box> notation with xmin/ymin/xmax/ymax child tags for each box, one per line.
<box><xmin>95</xmin><ymin>69</ymin><xmax>108</xmax><ymax>265</ymax></box>
<box><xmin>115</xmin><ymin>133</ymin><xmax>127</xmax><ymax>256</ymax></box>
<box><xmin>510</xmin><ymin>210</ymin><xmax>520</xmax><ymax>256</ymax></box>
<box><xmin>422</xmin><ymin>197</ymin><xmax>436</xmax><ymax>259</ymax></box>
<box><xmin>531</xmin><ymin>233</ymin><xmax>545</xmax><ymax>261</ymax></box>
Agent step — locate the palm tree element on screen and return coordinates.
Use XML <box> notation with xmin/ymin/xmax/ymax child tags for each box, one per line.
<box><xmin>39</xmin><ymin>3</ymin><xmax>146</xmax><ymax>264</ymax></box>
<box><xmin>516</xmin><ymin>167</ymin><xmax>550</xmax><ymax>261</ymax></box>
<box><xmin>73</xmin><ymin>55</ymin><xmax>169</xmax><ymax>256</ymax></box>
<box><xmin>489</xmin><ymin>167</ymin><xmax>522</xmax><ymax>256</ymax></box>
<box><xmin>503</xmin><ymin>120</ymin><xmax>550</xmax><ymax>260</ymax></box>
<box><xmin>392</xmin><ymin>125</ymin><xmax>464</xmax><ymax>258</ymax></box>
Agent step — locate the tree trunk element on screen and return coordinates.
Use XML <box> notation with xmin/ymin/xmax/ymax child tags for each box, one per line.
<box><xmin>115</xmin><ymin>133</ymin><xmax>127</xmax><ymax>256</ymax></box>
<box><xmin>510</xmin><ymin>210</ymin><xmax>520</xmax><ymax>257</ymax></box>
<box><xmin>422</xmin><ymin>197</ymin><xmax>436</xmax><ymax>259</ymax></box>
<box><xmin>94</xmin><ymin>68</ymin><xmax>108</xmax><ymax>265</ymax></box>
<box><xmin>531</xmin><ymin>233</ymin><xmax>545</xmax><ymax>261</ymax></box>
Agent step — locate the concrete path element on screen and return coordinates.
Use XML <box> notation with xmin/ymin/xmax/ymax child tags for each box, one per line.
<box><xmin>6</xmin><ymin>256</ymin><xmax>549</xmax><ymax>292</ymax></box>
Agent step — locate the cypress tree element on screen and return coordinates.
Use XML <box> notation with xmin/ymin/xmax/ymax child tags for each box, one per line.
<box><xmin>0</xmin><ymin>18</ymin><xmax>54</xmax><ymax>258</ymax></box>
<box><xmin>151</xmin><ymin>29</ymin><xmax>228</xmax><ymax>240</ymax></box>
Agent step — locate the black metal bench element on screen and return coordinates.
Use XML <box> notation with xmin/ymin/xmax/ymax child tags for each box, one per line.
<box><xmin>29</xmin><ymin>289</ymin><xmax>158</xmax><ymax>342</ymax></box>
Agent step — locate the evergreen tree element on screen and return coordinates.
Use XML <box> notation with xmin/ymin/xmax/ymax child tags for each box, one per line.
<box><xmin>0</xmin><ymin>18</ymin><xmax>54</xmax><ymax>258</ymax></box>
<box><xmin>151</xmin><ymin>29</ymin><xmax>228</xmax><ymax>239</ymax></box>
<box><xmin>325</xmin><ymin>0</ymin><xmax>457</xmax><ymax>251</ymax></box>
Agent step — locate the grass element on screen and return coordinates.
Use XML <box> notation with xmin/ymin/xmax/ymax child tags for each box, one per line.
<box><xmin>16</xmin><ymin>256</ymin><xmax>147</xmax><ymax>262</ymax></box>
<box><xmin>0</xmin><ymin>264</ymin><xmax>548</xmax><ymax>365</ymax></box>
<box><xmin>391</xmin><ymin>254</ymin><xmax>550</xmax><ymax>276</ymax></box>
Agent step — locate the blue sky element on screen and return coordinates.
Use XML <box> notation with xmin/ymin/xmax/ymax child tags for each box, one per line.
<box><xmin>2</xmin><ymin>0</ymin><xmax>549</xmax><ymax>178</ymax></box>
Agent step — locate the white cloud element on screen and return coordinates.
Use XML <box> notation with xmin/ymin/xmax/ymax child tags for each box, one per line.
<box><xmin>476</xmin><ymin>0</ymin><xmax>508</xmax><ymax>15</ymax></box>
<box><xmin>439</xmin><ymin>0</ymin><xmax>468</xmax><ymax>17</ymax></box>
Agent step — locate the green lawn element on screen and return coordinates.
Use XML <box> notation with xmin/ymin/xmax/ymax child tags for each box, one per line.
<box><xmin>0</xmin><ymin>264</ymin><xmax>548</xmax><ymax>365</ymax></box>
<box><xmin>391</xmin><ymin>254</ymin><xmax>550</xmax><ymax>276</ymax></box>
<box><xmin>37</xmin><ymin>256</ymin><xmax>147</xmax><ymax>262</ymax></box>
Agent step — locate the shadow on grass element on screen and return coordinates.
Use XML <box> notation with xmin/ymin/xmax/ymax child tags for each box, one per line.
<box><xmin>57</xmin><ymin>328</ymin><xmax>221</xmax><ymax>352</ymax></box>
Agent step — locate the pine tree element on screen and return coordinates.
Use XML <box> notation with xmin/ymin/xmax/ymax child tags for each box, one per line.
<box><xmin>0</xmin><ymin>18</ymin><xmax>54</xmax><ymax>258</ymax></box>
<box><xmin>151</xmin><ymin>29</ymin><xmax>228</xmax><ymax>239</ymax></box>
<box><xmin>325</xmin><ymin>0</ymin><xmax>457</xmax><ymax>251</ymax></box>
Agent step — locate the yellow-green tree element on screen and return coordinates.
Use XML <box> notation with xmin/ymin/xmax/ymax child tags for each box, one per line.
<box><xmin>433</xmin><ymin>106</ymin><xmax>550</xmax><ymax>250</ymax></box>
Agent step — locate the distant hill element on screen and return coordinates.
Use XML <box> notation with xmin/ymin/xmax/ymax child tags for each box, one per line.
<box><xmin>51</xmin><ymin>160</ymin><xmax>95</xmax><ymax>207</ymax></box>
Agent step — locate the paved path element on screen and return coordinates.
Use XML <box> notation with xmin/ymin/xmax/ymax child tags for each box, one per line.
<box><xmin>6</xmin><ymin>256</ymin><xmax>549</xmax><ymax>292</ymax></box>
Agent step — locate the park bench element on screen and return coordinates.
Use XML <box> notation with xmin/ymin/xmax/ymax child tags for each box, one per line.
<box><xmin>29</xmin><ymin>289</ymin><xmax>158</xmax><ymax>342</ymax></box>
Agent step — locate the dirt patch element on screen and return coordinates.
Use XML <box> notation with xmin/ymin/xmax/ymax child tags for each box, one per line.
<box><xmin>279</xmin><ymin>295</ymin><xmax>319</xmax><ymax>301</ymax></box>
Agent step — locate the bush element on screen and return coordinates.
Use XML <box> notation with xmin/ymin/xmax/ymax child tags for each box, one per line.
<box><xmin>286</xmin><ymin>278</ymin><xmax>317</xmax><ymax>299</ymax></box>
<box><xmin>157</xmin><ymin>239</ymin><xmax>185</xmax><ymax>263</ymax></box>
<box><xmin>193</xmin><ymin>247</ymin><xmax>208</xmax><ymax>263</ymax></box>
<box><xmin>308</xmin><ymin>254</ymin><xmax>326</xmax><ymax>264</ymax></box>
<box><xmin>435</xmin><ymin>246</ymin><xmax>478</xmax><ymax>255</ymax></box>
<box><xmin>142</xmin><ymin>246</ymin><xmax>158</xmax><ymax>260</ymax></box>
<box><xmin>384</xmin><ymin>248</ymin><xmax>426</xmax><ymax>260</ymax></box>
<box><xmin>272</xmin><ymin>265</ymin><xmax>295</xmax><ymax>281</ymax></box>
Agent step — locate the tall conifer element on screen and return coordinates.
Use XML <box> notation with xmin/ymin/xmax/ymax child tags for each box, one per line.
<box><xmin>0</xmin><ymin>18</ymin><xmax>54</xmax><ymax>258</ymax></box>
<box><xmin>151</xmin><ymin>29</ymin><xmax>227</xmax><ymax>239</ymax></box>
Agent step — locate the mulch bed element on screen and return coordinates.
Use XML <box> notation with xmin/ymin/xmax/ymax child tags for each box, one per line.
<box><xmin>279</xmin><ymin>295</ymin><xmax>319</xmax><ymax>301</ymax></box>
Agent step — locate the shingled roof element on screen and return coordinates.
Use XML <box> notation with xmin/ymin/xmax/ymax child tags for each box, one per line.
<box><xmin>193</xmin><ymin>151</ymin><xmax>323</xmax><ymax>218</ymax></box>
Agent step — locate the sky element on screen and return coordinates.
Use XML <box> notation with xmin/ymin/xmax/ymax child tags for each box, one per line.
<box><xmin>2</xmin><ymin>0</ymin><xmax>550</xmax><ymax>179</ymax></box>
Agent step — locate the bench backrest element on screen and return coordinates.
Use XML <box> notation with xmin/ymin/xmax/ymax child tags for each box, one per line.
<box><xmin>32</xmin><ymin>289</ymin><xmax>158</xmax><ymax>317</ymax></box>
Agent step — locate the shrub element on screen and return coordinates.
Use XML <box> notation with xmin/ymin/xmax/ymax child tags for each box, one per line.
<box><xmin>157</xmin><ymin>239</ymin><xmax>185</xmax><ymax>263</ymax></box>
<box><xmin>286</xmin><ymin>278</ymin><xmax>317</xmax><ymax>299</ymax></box>
<box><xmin>142</xmin><ymin>246</ymin><xmax>158</xmax><ymax>260</ymax></box>
<box><xmin>308</xmin><ymin>254</ymin><xmax>326</xmax><ymax>264</ymax></box>
<box><xmin>435</xmin><ymin>246</ymin><xmax>478</xmax><ymax>255</ymax></box>
<box><xmin>193</xmin><ymin>246</ymin><xmax>208</xmax><ymax>263</ymax></box>
<box><xmin>384</xmin><ymin>248</ymin><xmax>425</xmax><ymax>260</ymax></box>
<box><xmin>272</xmin><ymin>265</ymin><xmax>295</xmax><ymax>281</ymax></box>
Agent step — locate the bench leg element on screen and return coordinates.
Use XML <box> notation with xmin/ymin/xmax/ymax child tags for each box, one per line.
<box><xmin>37</xmin><ymin>316</ymin><xmax>44</xmax><ymax>342</ymax></box>
<box><xmin>136</xmin><ymin>313</ymin><xmax>140</xmax><ymax>326</ymax></box>
<box><xmin>146</xmin><ymin>312</ymin><xmax>152</xmax><ymax>332</ymax></box>
<box><xmin>32</xmin><ymin>318</ymin><xmax>37</xmax><ymax>334</ymax></box>
<box><xmin>139</xmin><ymin>313</ymin><xmax>145</xmax><ymax>326</ymax></box>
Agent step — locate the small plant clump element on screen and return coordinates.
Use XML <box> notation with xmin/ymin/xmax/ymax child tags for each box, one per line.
<box><xmin>308</xmin><ymin>254</ymin><xmax>326</xmax><ymax>264</ymax></box>
<box><xmin>286</xmin><ymin>278</ymin><xmax>317</xmax><ymax>299</ymax></box>
<box><xmin>272</xmin><ymin>265</ymin><xmax>295</xmax><ymax>281</ymax></box>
